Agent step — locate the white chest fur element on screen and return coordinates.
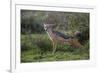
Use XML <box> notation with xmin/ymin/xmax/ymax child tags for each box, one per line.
<box><xmin>46</xmin><ymin>31</ymin><xmax>53</xmax><ymax>41</ymax></box>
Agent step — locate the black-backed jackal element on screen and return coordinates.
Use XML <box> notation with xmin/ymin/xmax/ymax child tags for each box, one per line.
<box><xmin>43</xmin><ymin>24</ymin><xmax>84</xmax><ymax>54</ymax></box>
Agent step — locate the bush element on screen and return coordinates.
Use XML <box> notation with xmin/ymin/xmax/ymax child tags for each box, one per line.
<box><xmin>21</xmin><ymin>34</ymin><xmax>89</xmax><ymax>62</ymax></box>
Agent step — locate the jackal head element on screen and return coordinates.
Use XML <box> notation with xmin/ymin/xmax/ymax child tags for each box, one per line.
<box><xmin>43</xmin><ymin>24</ymin><xmax>53</xmax><ymax>31</ymax></box>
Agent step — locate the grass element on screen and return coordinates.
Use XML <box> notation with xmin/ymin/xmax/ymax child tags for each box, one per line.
<box><xmin>21</xmin><ymin>34</ymin><xmax>89</xmax><ymax>63</ymax></box>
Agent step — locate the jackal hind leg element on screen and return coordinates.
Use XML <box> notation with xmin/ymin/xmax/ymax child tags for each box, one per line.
<box><xmin>72</xmin><ymin>39</ymin><xmax>84</xmax><ymax>49</ymax></box>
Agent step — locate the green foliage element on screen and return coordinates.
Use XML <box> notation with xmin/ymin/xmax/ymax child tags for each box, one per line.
<box><xmin>21</xmin><ymin>34</ymin><xmax>89</xmax><ymax>63</ymax></box>
<box><xmin>21</xmin><ymin>10</ymin><xmax>89</xmax><ymax>43</ymax></box>
<box><xmin>21</xmin><ymin>10</ymin><xmax>45</xmax><ymax>34</ymax></box>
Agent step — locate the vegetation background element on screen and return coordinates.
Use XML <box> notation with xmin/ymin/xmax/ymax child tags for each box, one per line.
<box><xmin>21</xmin><ymin>10</ymin><xmax>89</xmax><ymax>63</ymax></box>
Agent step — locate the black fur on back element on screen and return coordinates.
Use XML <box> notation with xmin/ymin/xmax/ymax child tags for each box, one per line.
<box><xmin>52</xmin><ymin>31</ymin><xmax>73</xmax><ymax>39</ymax></box>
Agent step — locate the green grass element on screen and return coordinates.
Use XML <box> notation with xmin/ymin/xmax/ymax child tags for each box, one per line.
<box><xmin>21</xmin><ymin>34</ymin><xmax>89</xmax><ymax>63</ymax></box>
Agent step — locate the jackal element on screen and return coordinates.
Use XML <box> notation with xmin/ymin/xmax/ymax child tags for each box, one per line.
<box><xmin>43</xmin><ymin>24</ymin><xmax>84</xmax><ymax>54</ymax></box>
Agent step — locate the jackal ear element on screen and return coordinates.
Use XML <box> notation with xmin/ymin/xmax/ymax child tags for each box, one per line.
<box><xmin>43</xmin><ymin>24</ymin><xmax>47</xmax><ymax>30</ymax></box>
<box><xmin>43</xmin><ymin>23</ymin><xmax>46</xmax><ymax>27</ymax></box>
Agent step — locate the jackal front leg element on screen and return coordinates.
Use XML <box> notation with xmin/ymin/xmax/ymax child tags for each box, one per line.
<box><xmin>52</xmin><ymin>42</ymin><xmax>57</xmax><ymax>54</ymax></box>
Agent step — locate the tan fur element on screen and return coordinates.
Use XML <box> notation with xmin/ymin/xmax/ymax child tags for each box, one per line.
<box><xmin>44</xmin><ymin>24</ymin><xmax>83</xmax><ymax>54</ymax></box>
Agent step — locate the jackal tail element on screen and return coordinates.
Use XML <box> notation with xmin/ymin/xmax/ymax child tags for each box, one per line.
<box><xmin>65</xmin><ymin>38</ymin><xmax>84</xmax><ymax>49</ymax></box>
